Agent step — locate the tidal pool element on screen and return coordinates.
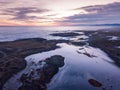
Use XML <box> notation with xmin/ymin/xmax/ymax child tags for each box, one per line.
<box><xmin>3</xmin><ymin>42</ymin><xmax>120</xmax><ymax>90</ymax></box>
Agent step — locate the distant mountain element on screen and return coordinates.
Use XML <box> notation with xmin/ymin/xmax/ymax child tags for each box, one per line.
<box><xmin>72</xmin><ymin>23</ymin><xmax>120</xmax><ymax>26</ymax></box>
<box><xmin>91</xmin><ymin>24</ymin><xmax>120</xmax><ymax>26</ymax></box>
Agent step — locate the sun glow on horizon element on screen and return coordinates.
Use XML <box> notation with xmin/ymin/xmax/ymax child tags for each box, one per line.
<box><xmin>0</xmin><ymin>0</ymin><xmax>120</xmax><ymax>26</ymax></box>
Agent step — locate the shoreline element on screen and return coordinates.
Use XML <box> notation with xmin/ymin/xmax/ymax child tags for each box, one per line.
<box><xmin>0</xmin><ymin>38</ymin><xmax>60</xmax><ymax>89</ymax></box>
<box><xmin>50</xmin><ymin>29</ymin><xmax>120</xmax><ymax>66</ymax></box>
<box><xmin>85</xmin><ymin>30</ymin><xmax>120</xmax><ymax>66</ymax></box>
<box><xmin>0</xmin><ymin>28</ymin><xmax>120</xmax><ymax>89</ymax></box>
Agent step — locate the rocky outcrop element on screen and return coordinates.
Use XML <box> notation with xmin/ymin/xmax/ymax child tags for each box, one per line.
<box><xmin>0</xmin><ymin>38</ymin><xmax>59</xmax><ymax>89</ymax></box>
<box><xmin>50</xmin><ymin>32</ymin><xmax>80</xmax><ymax>37</ymax></box>
<box><xmin>88</xmin><ymin>79</ymin><xmax>102</xmax><ymax>87</ymax></box>
<box><xmin>19</xmin><ymin>55</ymin><xmax>65</xmax><ymax>90</ymax></box>
<box><xmin>86</xmin><ymin>30</ymin><xmax>120</xmax><ymax>66</ymax></box>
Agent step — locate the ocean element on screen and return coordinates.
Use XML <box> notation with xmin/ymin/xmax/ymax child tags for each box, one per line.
<box><xmin>0</xmin><ymin>26</ymin><xmax>118</xmax><ymax>42</ymax></box>
<box><xmin>1</xmin><ymin>25</ymin><xmax>120</xmax><ymax>90</ymax></box>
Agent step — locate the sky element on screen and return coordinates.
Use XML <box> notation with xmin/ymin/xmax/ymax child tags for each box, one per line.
<box><xmin>0</xmin><ymin>0</ymin><xmax>120</xmax><ymax>26</ymax></box>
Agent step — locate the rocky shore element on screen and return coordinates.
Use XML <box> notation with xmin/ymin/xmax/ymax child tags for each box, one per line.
<box><xmin>0</xmin><ymin>28</ymin><xmax>120</xmax><ymax>90</ymax></box>
<box><xmin>50</xmin><ymin>29</ymin><xmax>120</xmax><ymax>66</ymax></box>
<box><xmin>85</xmin><ymin>30</ymin><xmax>120</xmax><ymax>66</ymax></box>
<box><xmin>50</xmin><ymin>32</ymin><xmax>81</xmax><ymax>37</ymax></box>
<box><xmin>19</xmin><ymin>55</ymin><xmax>64</xmax><ymax>90</ymax></box>
<box><xmin>0</xmin><ymin>38</ymin><xmax>60</xmax><ymax>89</ymax></box>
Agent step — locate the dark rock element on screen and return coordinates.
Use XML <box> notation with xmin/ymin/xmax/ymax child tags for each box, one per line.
<box><xmin>45</xmin><ymin>55</ymin><xmax>65</xmax><ymax>67</ymax></box>
<box><xmin>87</xmin><ymin>30</ymin><xmax>120</xmax><ymax>66</ymax></box>
<box><xmin>88</xmin><ymin>79</ymin><xmax>102</xmax><ymax>87</ymax></box>
<box><xmin>71</xmin><ymin>41</ymin><xmax>86</xmax><ymax>46</ymax></box>
<box><xmin>102</xmin><ymin>88</ymin><xmax>106</xmax><ymax>90</ymax></box>
<box><xmin>0</xmin><ymin>38</ymin><xmax>58</xmax><ymax>90</ymax></box>
<box><xmin>15</xmin><ymin>38</ymin><xmax>46</xmax><ymax>42</ymax></box>
<box><xmin>50</xmin><ymin>32</ymin><xmax>80</xmax><ymax>37</ymax></box>
<box><xmin>0</xmin><ymin>52</ymin><xmax>4</xmax><ymax>58</ymax></box>
<box><xmin>19</xmin><ymin>55</ymin><xmax>65</xmax><ymax>90</ymax></box>
<box><xmin>20</xmin><ymin>74</ymin><xmax>28</xmax><ymax>82</ymax></box>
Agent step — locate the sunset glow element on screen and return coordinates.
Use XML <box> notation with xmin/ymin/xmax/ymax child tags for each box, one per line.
<box><xmin>0</xmin><ymin>0</ymin><xmax>120</xmax><ymax>26</ymax></box>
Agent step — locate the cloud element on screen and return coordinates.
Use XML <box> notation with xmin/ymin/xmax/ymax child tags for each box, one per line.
<box><xmin>81</xmin><ymin>2</ymin><xmax>120</xmax><ymax>14</ymax></box>
<box><xmin>0</xmin><ymin>0</ymin><xmax>16</xmax><ymax>5</ymax></box>
<box><xmin>0</xmin><ymin>1</ymin><xmax>120</xmax><ymax>26</ymax></box>
<box><xmin>2</xmin><ymin>7</ymin><xmax>49</xmax><ymax>21</ymax></box>
<box><xmin>62</xmin><ymin>2</ymin><xmax>120</xmax><ymax>25</ymax></box>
